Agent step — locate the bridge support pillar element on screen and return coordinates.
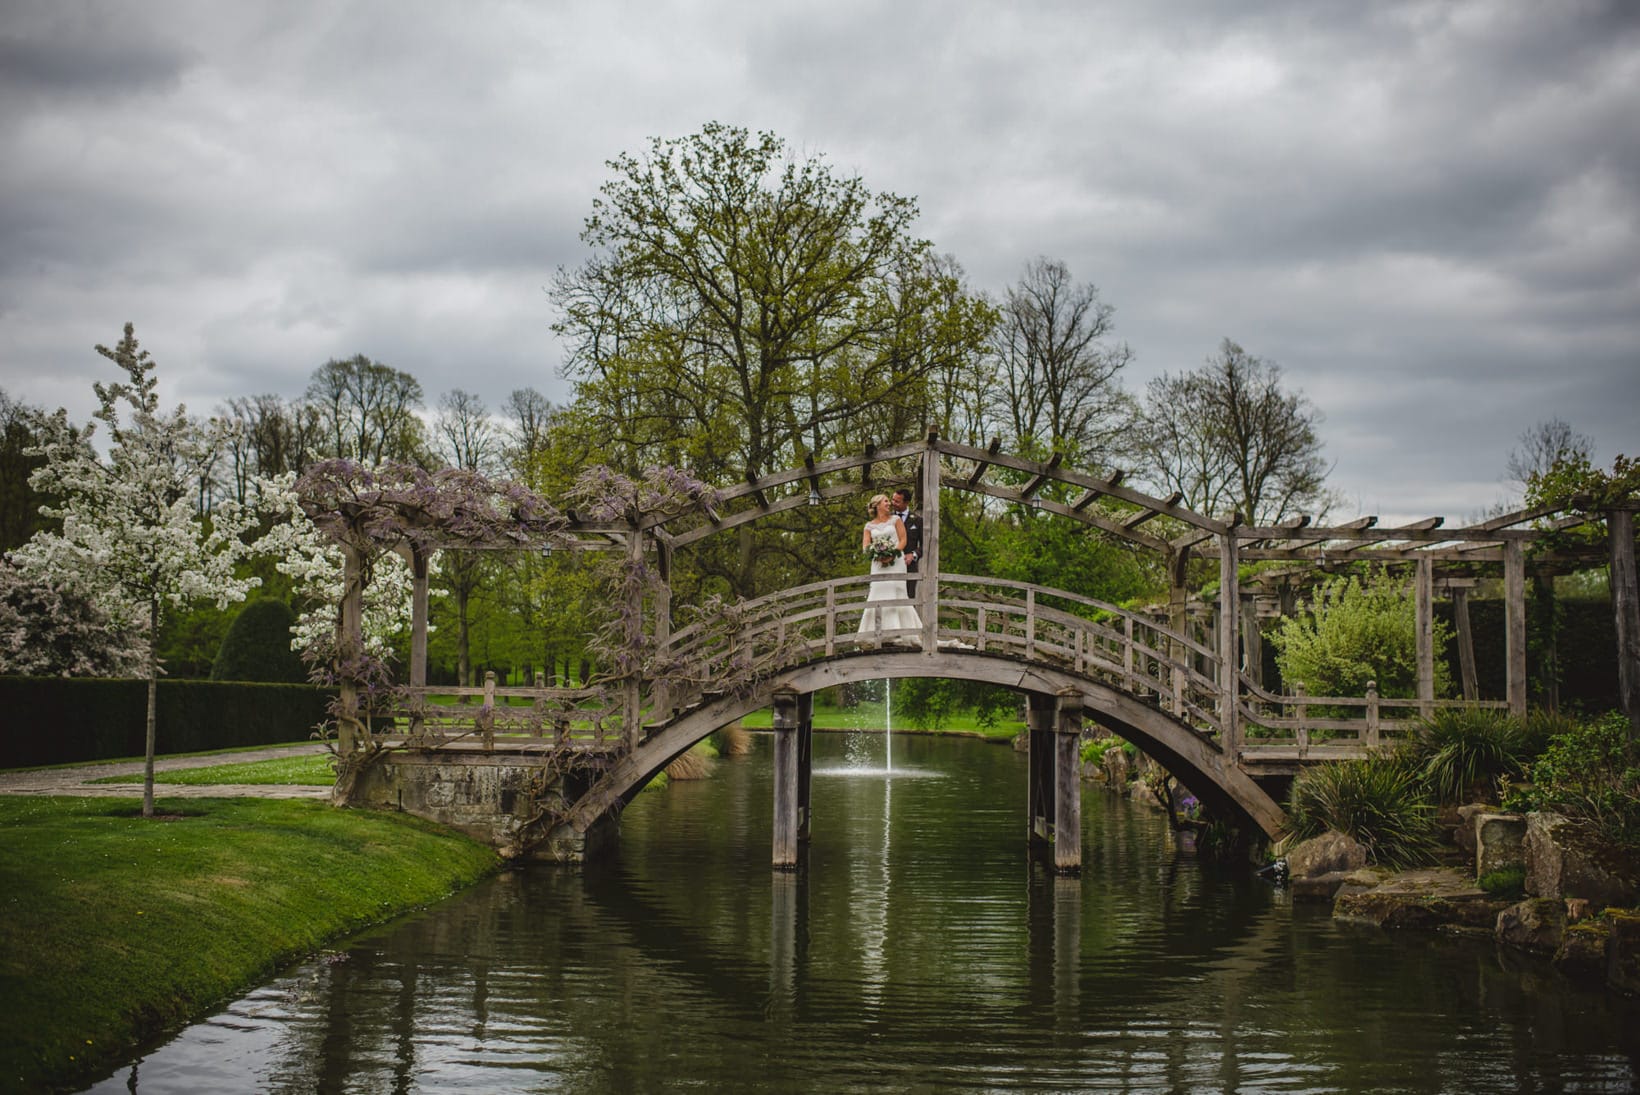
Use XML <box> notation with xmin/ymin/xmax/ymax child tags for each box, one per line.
<box><xmin>1026</xmin><ymin>690</ymin><xmax>1082</xmax><ymax>872</ymax></box>
<box><xmin>772</xmin><ymin>687</ymin><xmax>813</xmax><ymax>870</ymax></box>
<box><xmin>1026</xmin><ymin>693</ymin><xmax>1054</xmax><ymax>849</ymax></box>
<box><xmin>1053</xmin><ymin>689</ymin><xmax>1083</xmax><ymax>873</ymax></box>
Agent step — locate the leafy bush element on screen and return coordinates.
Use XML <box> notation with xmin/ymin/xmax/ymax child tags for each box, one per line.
<box><xmin>1412</xmin><ymin>708</ymin><xmax>1530</xmax><ymax>803</ymax></box>
<box><xmin>210</xmin><ymin>599</ymin><xmax>305</xmax><ymax>683</ymax></box>
<box><xmin>1271</xmin><ymin>567</ymin><xmax>1453</xmax><ymax>699</ymax></box>
<box><xmin>1510</xmin><ymin>711</ymin><xmax>1640</xmax><ymax>850</ymax></box>
<box><xmin>1080</xmin><ymin>735</ymin><xmax>1123</xmax><ymax>767</ymax></box>
<box><xmin>1285</xmin><ymin>750</ymin><xmax>1439</xmax><ymax>868</ymax></box>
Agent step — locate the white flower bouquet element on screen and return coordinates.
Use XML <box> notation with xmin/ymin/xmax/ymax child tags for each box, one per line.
<box><xmin>865</xmin><ymin>528</ymin><xmax>902</xmax><ymax>564</ymax></box>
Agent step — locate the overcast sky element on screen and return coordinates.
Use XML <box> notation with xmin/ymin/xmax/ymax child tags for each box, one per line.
<box><xmin>2</xmin><ymin>0</ymin><xmax>1635</xmax><ymax>522</ymax></box>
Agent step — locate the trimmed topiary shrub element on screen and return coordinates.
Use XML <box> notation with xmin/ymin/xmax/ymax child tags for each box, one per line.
<box><xmin>210</xmin><ymin>599</ymin><xmax>305</xmax><ymax>683</ymax></box>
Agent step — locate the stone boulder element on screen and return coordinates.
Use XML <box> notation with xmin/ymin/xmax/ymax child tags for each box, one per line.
<box><xmin>1454</xmin><ymin>803</ymin><xmax>1492</xmax><ymax>857</ymax></box>
<box><xmin>1495</xmin><ymin>898</ymin><xmax>1566</xmax><ymax>953</ymax></box>
<box><xmin>1333</xmin><ymin>867</ymin><xmax>1509</xmax><ymax>934</ymax></box>
<box><xmin>1524</xmin><ymin>812</ymin><xmax>1640</xmax><ymax>909</ymax></box>
<box><xmin>1129</xmin><ymin>778</ymin><xmax>1161</xmax><ymax>809</ymax></box>
<box><xmin>1553</xmin><ymin>920</ymin><xmax>1610</xmax><ymax>981</ymax></box>
<box><xmin>1608</xmin><ymin>910</ymin><xmax>1640</xmax><ymax>996</ymax></box>
<box><xmin>1475</xmin><ymin>812</ymin><xmax>1526</xmax><ymax>879</ymax></box>
<box><xmin>1291</xmin><ymin>868</ymin><xmax>1381</xmax><ymax>904</ymax></box>
<box><xmin>1286</xmin><ymin>830</ymin><xmax>1368</xmax><ymax>880</ymax></box>
<box><xmin>1102</xmin><ymin>746</ymin><xmax>1131</xmax><ymax>786</ymax></box>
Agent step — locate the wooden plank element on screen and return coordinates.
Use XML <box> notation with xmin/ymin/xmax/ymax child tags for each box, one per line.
<box><xmin>1070</xmin><ymin>470</ymin><xmax>1125</xmax><ymax>512</ymax></box>
<box><xmin>1019</xmin><ymin>452</ymin><xmax>1063</xmax><ymax>499</ymax></box>
<box><xmin>936</xmin><ymin>438</ymin><xmax>1225</xmax><ymax>534</ymax></box>
<box><xmin>967</xmin><ymin>436</ymin><xmax>1003</xmax><ymax>487</ymax></box>
<box><xmin>1124</xmin><ymin>491</ymin><xmax>1184</xmax><ymax>529</ymax></box>
<box><xmin>951</xmin><ymin>475</ymin><xmax>1172</xmax><ymax>551</ymax></box>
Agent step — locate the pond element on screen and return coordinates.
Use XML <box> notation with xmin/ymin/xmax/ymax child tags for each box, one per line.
<box><xmin>88</xmin><ymin>731</ymin><xmax>1639</xmax><ymax>1092</ymax></box>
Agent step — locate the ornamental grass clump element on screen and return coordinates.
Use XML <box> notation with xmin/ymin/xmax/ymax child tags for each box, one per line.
<box><xmin>1285</xmin><ymin>750</ymin><xmax>1440</xmax><ymax>868</ymax></box>
<box><xmin>1412</xmin><ymin>708</ymin><xmax>1530</xmax><ymax>804</ymax></box>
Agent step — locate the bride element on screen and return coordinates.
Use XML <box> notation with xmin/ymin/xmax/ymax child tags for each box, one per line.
<box><xmin>856</xmin><ymin>493</ymin><xmax>922</xmax><ymax>639</ymax></box>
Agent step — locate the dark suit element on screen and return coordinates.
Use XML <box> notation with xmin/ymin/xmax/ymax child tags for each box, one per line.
<box><xmin>896</xmin><ymin>508</ymin><xmax>923</xmax><ymax>597</ymax></box>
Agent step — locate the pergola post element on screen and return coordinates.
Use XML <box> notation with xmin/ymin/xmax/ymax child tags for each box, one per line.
<box><xmin>1610</xmin><ymin>506</ymin><xmax>1640</xmax><ymax>740</ymax></box>
<box><xmin>1504</xmin><ymin>539</ymin><xmax>1528</xmax><ymax>720</ymax></box>
<box><xmin>1453</xmin><ymin>587</ymin><xmax>1478</xmax><ymax>701</ymax></box>
<box><xmin>624</xmin><ymin>526</ymin><xmax>645</xmax><ymax>748</ymax></box>
<box><xmin>1415</xmin><ymin>555</ymin><xmax>1434</xmax><ymax>717</ymax></box>
<box><xmin>1218</xmin><ymin>530</ymin><xmax>1241</xmax><ymax>757</ymax></box>
<box><xmin>1053</xmin><ymin>689</ymin><xmax>1083</xmax><ymax>873</ymax></box>
<box><xmin>408</xmin><ymin>547</ymin><xmax>429</xmax><ymax>690</ymax></box>
<box><xmin>1240</xmin><ymin>593</ymin><xmax>1263</xmax><ymax>689</ymax></box>
<box><xmin>920</xmin><ymin>431</ymin><xmax>941</xmax><ymax>649</ymax></box>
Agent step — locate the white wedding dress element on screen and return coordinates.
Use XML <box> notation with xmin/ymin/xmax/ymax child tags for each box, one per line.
<box><xmin>857</xmin><ymin>518</ymin><xmax>923</xmax><ymax>638</ymax></box>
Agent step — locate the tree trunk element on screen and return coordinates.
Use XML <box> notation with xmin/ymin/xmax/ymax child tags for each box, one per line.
<box><xmin>143</xmin><ymin>599</ymin><xmax>159</xmax><ymax>819</ymax></box>
<box><xmin>457</xmin><ymin>586</ymin><xmax>471</xmax><ymax>688</ymax></box>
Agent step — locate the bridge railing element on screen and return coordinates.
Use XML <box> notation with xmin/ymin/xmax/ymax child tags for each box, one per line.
<box><xmin>372</xmin><ymin>678</ymin><xmax>623</xmax><ymax>751</ymax></box>
<box><xmin>1236</xmin><ymin>676</ymin><xmax>1509</xmax><ymax>761</ymax></box>
<box><xmin>651</xmin><ymin>571</ymin><xmax>1228</xmax><ymax>741</ymax></box>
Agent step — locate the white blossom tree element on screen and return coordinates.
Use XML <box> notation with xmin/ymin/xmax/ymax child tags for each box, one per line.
<box><xmin>14</xmin><ymin>324</ymin><xmax>259</xmax><ymax>816</ymax></box>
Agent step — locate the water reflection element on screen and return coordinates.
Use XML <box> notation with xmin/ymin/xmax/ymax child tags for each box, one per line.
<box><xmin>88</xmin><ymin>732</ymin><xmax>1640</xmax><ymax>1093</ymax></box>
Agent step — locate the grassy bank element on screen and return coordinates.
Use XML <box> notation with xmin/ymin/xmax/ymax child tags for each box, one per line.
<box><xmin>0</xmin><ymin>796</ymin><xmax>499</xmax><ymax>1091</ymax></box>
<box><xmin>90</xmin><ymin>752</ymin><xmax>336</xmax><ymax>786</ymax></box>
<box><xmin>737</xmin><ymin>699</ymin><xmax>1023</xmax><ymax>740</ymax></box>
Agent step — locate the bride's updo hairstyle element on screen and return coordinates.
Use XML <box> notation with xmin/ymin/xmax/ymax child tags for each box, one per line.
<box><xmin>866</xmin><ymin>493</ymin><xmax>889</xmax><ymax>518</ymax></box>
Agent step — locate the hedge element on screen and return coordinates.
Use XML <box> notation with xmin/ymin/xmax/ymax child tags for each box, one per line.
<box><xmin>0</xmin><ymin>678</ymin><xmax>335</xmax><ymax>768</ymax></box>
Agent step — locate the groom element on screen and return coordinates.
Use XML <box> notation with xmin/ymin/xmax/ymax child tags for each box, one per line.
<box><xmin>892</xmin><ymin>488</ymin><xmax>922</xmax><ymax>598</ymax></box>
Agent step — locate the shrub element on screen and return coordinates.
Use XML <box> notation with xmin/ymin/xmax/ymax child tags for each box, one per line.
<box><xmin>210</xmin><ymin>599</ymin><xmax>305</xmax><ymax>683</ymax></box>
<box><xmin>1271</xmin><ymin>567</ymin><xmax>1453</xmax><ymax>699</ymax></box>
<box><xmin>1079</xmin><ymin>735</ymin><xmax>1123</xmax><ymax>767</ymax></box>
<box><xmin>1478</xmin><ymin>867</ymin><xmax>1526</xmax><ymax>898</ymax></box>
<box><xmin>1412</xmin><ymin>708</ymin><xmax>1530</xmax><ymax>803</ymax></box>
<box><xmin>1511</xmin><ymin>710</ymin><xmax>1640</xmax><ymax>851</ymax></box>
<box><xmin>1285</xmin><ymin>750</ymin><xmax>1439</xmax><ymax>868</ymax></box>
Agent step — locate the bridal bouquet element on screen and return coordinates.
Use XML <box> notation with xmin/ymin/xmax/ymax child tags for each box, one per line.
<box><xmin>865</xmin><ymin>529</ymin><xmax>902</xmax><ymax>564</ymax></box>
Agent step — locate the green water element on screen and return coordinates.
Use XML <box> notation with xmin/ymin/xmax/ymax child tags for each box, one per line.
<box><xmin>88</xmin><ymin>733</ymin><xmax>1639</xmax><ymax>1092</ymax></box>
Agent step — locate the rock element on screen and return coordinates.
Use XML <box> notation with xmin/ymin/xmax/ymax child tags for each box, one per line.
<box><xmin>1524</xmin><ymin>811</ymin><xmax>1640</xmax><ymax>909</ymax></box>
<box><xmin>1102</xmin><ymin>747</ymin><xmax>1131</xmax><ymax>785</ymax></box>
<box><xmin>1286</xmin><ymin>831</ymin><xmax>1368</xmax><ymax>880</ymax></box>
<box><xmin>1475</xmin><ymin>812</ymin><xmax>1526</xmax><ymax>879</ymax></box>
<box><xmin>1607</xmin><ymin>910</ymin><xmax>1640</xmax><ymax>995</ymax></box>
<box><xmin>1495</xmin><ymin>898</ymin><xmax>1566</xmax><ymax>953</ymax></box>
<box><xmin>1333</xmin><ymin>867</ymin><xmax>1510</xmax><ymax>932</ymax></box>
<box><xmin>1454</xmin><ymin>803</ymin><xmax>1492</xmax><ymax>857</ymax></box>
<box><xmin>1129</xmin><ymin>778</ymin><xmax>1161</xmax><ymax>809</ymax></box>
<box><xmin>1554</xmin><ymin>920</ymin><xmax>1611</xmax><ymax>981</ymax></box>
<box><xmin>1565</xmin><ymin>897</ymin><xmax>1591</xmax><ymax>923</ymax></box>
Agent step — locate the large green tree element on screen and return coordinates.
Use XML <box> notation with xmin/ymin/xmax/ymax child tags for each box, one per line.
<box><xmin>552</xmin><ymin>123</ymin><xmax>992</xmax><ymax>595</ymax></box>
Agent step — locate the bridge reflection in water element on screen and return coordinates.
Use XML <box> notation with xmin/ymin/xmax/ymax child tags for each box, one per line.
<box><xmin>321</xmin><ymin>434</ymin><xmax>1609</xmax><ymax>865</ymax></box>
<box><xmin>88</xmin><ymin>736</ymin><xmax>1640</xmax><ymax>1094</ymax></box>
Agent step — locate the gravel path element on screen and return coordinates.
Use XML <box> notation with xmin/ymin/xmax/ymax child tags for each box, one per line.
<box><xmin>0</xmin><ymin>742</ymin><xmax>333</xmax><ymax>799</ymax></box>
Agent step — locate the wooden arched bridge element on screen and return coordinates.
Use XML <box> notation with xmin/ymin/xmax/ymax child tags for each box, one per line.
<box><xmin>325</xmin><ymin>434</ymin><xmax>1631</xmax><ymax>871</ymax></box>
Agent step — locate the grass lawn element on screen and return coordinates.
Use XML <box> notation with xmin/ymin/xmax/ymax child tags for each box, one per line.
<box><xmin>0</xmin><ymin>796</ymin><xmax>499</xmax><ymax>1091</ymax></box>
<box><xmin>89</xmin><ymin>753</ymin><xmax>337</xmax><ymax>786</ymax></box>
<box><xmin>737</xmin><ymin>699</ymin><xmax>1023</xmax><ymax>740</ymax></box>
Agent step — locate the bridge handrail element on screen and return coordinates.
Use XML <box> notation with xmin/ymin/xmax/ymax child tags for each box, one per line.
<box><xmin>663</xmin><ymin>570</ymin><xmax>1218</xmax><ymax>665</ymax></box>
